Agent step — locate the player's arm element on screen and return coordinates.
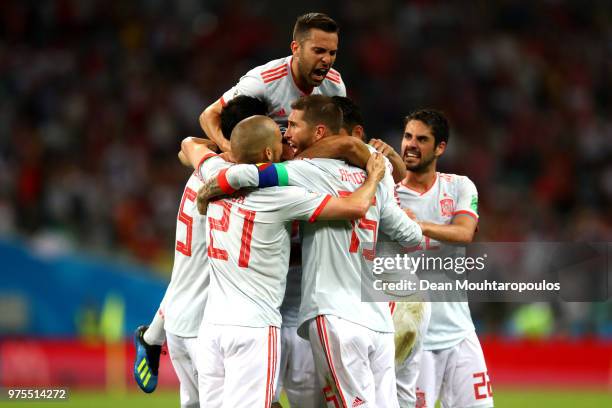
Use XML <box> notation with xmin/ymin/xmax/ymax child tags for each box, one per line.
<box><xmin>368</xmin><ymin>138</ymin><xmax>406</xmax><ymax>183</ymax></box>
<box><xmin>415</xmin><ymin>176</ymin><xmax>479</xmax><ymax>244</ymax></box>
<box><xmin>316</xmin><ymin>153</ymin><xmax>386</xmax><ymax>220</ymax></box>
<box><xmin>296</xmin><ymin>136</ymin><xmax>371</xmax><ymax>169</ymax></box>
<box><xmin>180</xmin><ymin>136</ymin><xmax>220</xmax><ymax>169</ymax></box>
<box><xmin>418</xmin><ymin>215</ymin><xmax>477</xmax><ymax>244</ymax></box>
<box><xmin>378</xmin><ymin>188</ymin><xmax>423</xmax><ymax>246</ymax></box>
<box><xmin>199</xmin><ymin>99</ymin><xmax>231</xmax><ymax>152</ymax></box>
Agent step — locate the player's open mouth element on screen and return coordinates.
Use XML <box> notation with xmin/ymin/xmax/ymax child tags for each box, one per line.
<box><xmin>287</xmin><ymin>140</ymin><xmax>298</xmax><ymax>153</ymax></box>
<box><xmin>312</xmin><ymin>68</ymin><xmax>328</xmax><ymax>82</ymax></box>
<box><xmin>404</xmin><ymin>151</ymin><xmax>421</xmax><ymax>159</ymax></box>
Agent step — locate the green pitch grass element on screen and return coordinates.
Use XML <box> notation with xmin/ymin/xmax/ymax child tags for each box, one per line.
<box><xmin>0</xmin><ymin>388</ymin><xmax>610</xmax><ymax>407</ymax></box>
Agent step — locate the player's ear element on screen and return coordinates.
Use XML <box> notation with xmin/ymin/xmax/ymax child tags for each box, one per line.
<box><xmin>290</xmin><ymin>40</ymin><xmax>299</xmax><ymax>55</ymax></box>
<box><xmin>314</xmin><ymin>124</ymin><xmax>326</xmax><ymax>141</ymax></box>
<box><xmin>434</xmin><ymin>141</ymin><xmax>446</xmax><ymax>157</ymax></box>
<box><xmin>264</xmin><ymin>146</ymin><xmax>273</xmax><ymax>162</ymax></box>
<box><xmin>352</xmin><ymin>125</ymin><xmax>365</xmax><ymax>141</ymax></box>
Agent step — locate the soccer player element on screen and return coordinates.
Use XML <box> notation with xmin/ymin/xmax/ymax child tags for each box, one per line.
<box><xmin>396</xmin><ymin>110</ymin><xmax>493</xmax><ymax>408</ymax></box>
<box><xmin>331</xmin><ymin>96</ymin><xmax>431</xmax><ymax>408</ymax></box>
<box><xmin>181</xmin><ymin>114</ymin><xmax>388</xmax><ymax>408</ymax></box>
<box><xmin>132</xmin><ymin>96</ymin><xmax>268</xmax><ymax>404</ymax></box>
<box><xmin>199</xmin><ymin>95</ymin><xmax>424</xmax><ymax>407</ymax></box>
<box><xmin>200</xmin><ymin>12</ymin><xmax>345</xmax><ymax>152</ymax></box>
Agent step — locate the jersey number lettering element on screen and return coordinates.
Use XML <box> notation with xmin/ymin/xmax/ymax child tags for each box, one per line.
<box><xmin>208</xmin><ymin>201</ymin><xmax>255</xmax><ymax>267</ymax></box>
<box><xmin>176</xmin><ymin>187</ymin><xmax>197</xmax><ymax>256</ymax></box>
<box><xmin>339</xmin><ymin>191</ymin><xmax>378</xmax><ymax>261</ymax></box>
<box><xmin>473</xmin><ymin>371</ymin><xmax>493</xmax><ymax>400</ymax></box>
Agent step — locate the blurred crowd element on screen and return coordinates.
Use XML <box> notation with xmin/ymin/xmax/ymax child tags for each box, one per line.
<box><xmin>1</xmin><ymin>1</ymin><xmax>610</xmax><ymax>336</ymax></box>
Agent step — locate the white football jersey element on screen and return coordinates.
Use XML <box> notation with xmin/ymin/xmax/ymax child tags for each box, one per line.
<box><xmin>396</xmin><ymin>172</ymin><xmax>479</xmax><ymax>351</ymax></box>
<box><xmin>279</xmin><ymin>264</ymin><xmax>302</xmax><ymax>327</ymax></box>
<box><xmin>200</xmin><ymin>157</ymin><xmax>330</xmax><ymax>328</ymax></box>
<box><xmin>220</xmin><ymin>56</ymin><xmax>346</xmax><ymax>132</ymax></box>
<box><xmin>220</xmin><ymin>159</ymin><xmax>423</xmax><ymax>335</ymax></box>
<box><xmin>162</xmin><ymin>173</ymin><xmax>210</xmax><ymax>337</ymax></box>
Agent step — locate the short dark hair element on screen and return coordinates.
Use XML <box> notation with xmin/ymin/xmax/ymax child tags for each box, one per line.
<box><xmin>220</xmin><ymin>96</ymin><xmax>268</xmax><ymax>137</ymax></box>
<box><xmin>291</xmin><ymin>95</ymin><xmax>342</xmax><ymax>134</ymax></box>
<box><xmin>332</xmin><ymin>96</ymin><xmax>364</xmax><ymax>134</ymax></box>
<box><xmin>404</xmin><ymin>109</ymin><xmax>449</xmax><ymax>146</ymax></box>
<box><xmin>293</xmin><ymin>13</ymin><xmax>339</xmax><ymax>42</ymax></box>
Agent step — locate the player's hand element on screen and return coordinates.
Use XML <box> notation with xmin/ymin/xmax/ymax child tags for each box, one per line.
<box><xmin>366</xmin><ymin>152</ymin><xmax>386</xmax><ymax>182</ymax></box>
<box><xmin>178</xmin><ymin>151</ymin><xmax>191</xmax><ymax>167</ymax></box>
<box><xmin>404</xmin><ymin>208</ymin><xmax>418</xmax><ymax>221</ymax></box>
<box><xmin>368</xmin><ymin>138</ymin><xmax>396</xmax><ymax>158</ymax></box>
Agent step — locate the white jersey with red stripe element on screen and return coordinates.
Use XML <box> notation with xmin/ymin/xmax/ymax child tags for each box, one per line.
<box><xmin>162</xmin><ymin>172</ymin><xmax>210</xmax><ymax>338</ymax></box>
<box><xmin>200</xmin><ymin>157</ymin><xmax>331</xmax><ymax>329</ymax></box>
<box><xmin>220</xmin><ymin>56</ymin><xmax>346</xmax><ymax>132</ymax></box>
<box><xmin>267</xmin><ymin>159</ymin><xmax>422</xmax><ymax>336</ymax></box>
<box><xmin>396</xmin><ymin>172</ymin><xmax>479</xmax><ymax>351</ymax></box>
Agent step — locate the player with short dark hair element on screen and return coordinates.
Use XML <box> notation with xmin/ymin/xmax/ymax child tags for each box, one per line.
<box><xmin>132</xmin><ymin>97</ymin><xmax>268</xmax><ymax>403</ymax></box>
<box><xmin>200</xmin><ymin>12</ymin><xmax>345</xmax><ymax>152</ymax></box>
<box><xmin>198</xmin><ymin>95</ymin><xmax>424</xmax><ymax>407</ymax></box>
<box><xmin>397</xmin><ymin>109</ymin><xmax>493</xmax><ymax>408</ymax></box>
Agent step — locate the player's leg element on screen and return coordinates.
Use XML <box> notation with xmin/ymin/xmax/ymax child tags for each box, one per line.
<box><xmin>144</xmin><ymin>308</ymin><xmax>166</xmax><ymax>345</ymax></box>
<box><xmin>370</xmin><ymin>331</ymin><xmax>399</xmax><ymax>408</ymax></box>
<box><xmin>272</xmin><ymin>325</ymin><xmax>290</xmax><ymax>407</ymax></box>
<box><xmin>222</xmin><ymin>325</ymin><xmax>280</xmax><ymax>408</ymax></box>
<box><xmin>395</xmin><ymin>302</ymin><xmax>431</xmax><ymax>408</ymax></box>
<box><xmin>133</xmin><ymin>309</ymin><xmax>165</xmax><ymax>393</ymax></box>
<box><xmin>166</xmin><ymin>333</ymin><xmax>199</xmax><ymax>408</ymax></box>
<box><xmin>415</xmin><ymin>348</ymin><xmax>447</xmax><ymax>408</ymax></box>
<box><xmin>308</xmin><ymin>315</ymin><xmax>376</xmax><ymax>408</ymax></box>
<box><xmin>282</xmin><ymin>325</ymin><xmax>323</xmax><ymax>408</ymax></box>
<box><xmin>439</xmin><ymin>332</ymin><xmax>494</xmax><ymax>408</ymax></box>
<box><xmin>197</xmin><ymin>322</ymin><xmax>224</xmax><ymax>408</ymax></box>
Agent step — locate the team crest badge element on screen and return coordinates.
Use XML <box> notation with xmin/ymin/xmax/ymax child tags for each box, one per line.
<box><xmin>440</xmin><ymin>198</ymin><xmax>455</xmax><ymax>216</ymax></box>
<box><xmin>416</xmin><ymin>388</ymin><xmax>427</xmax><ymax>408</ymax></box>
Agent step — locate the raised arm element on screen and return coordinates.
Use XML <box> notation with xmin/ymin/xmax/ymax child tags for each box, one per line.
<box><xmin>199</xmin><ymin>99</ymin><xmax>231</xmax><ymax>153</ymax></box>
<box><xmin>368</xmin><ymin>138</ymin><xmax>407</xmax><ymax>183</ymax></box>
<box><xmin>297</xmin><ymin>136</ymin><xmax>371</xmax><ymax>169</ymax></box>
<box><xmin>180</xmin><ymin>137</ymin><xmax>219</xmax><ymax>169</ymax></box>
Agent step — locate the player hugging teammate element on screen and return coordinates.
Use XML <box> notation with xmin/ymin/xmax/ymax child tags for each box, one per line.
<box><xmin>132</xmin><ymin>11</ymin><xmax>493</xmax><ymax>408</ymax></box>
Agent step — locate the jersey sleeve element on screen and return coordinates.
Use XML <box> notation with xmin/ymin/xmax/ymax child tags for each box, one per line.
<box><xmin>220</xmin><ymin>70</ymin><xmax>266</xmax><ymax>106</ymax></box>
<box><xmin>198</xmin><ymin>156</ymin><xmax>231</xmax><ymax>182</ymax></box>
<box><xmin>275</xmin><ymin>186</ymin><xmax>331</xmax><ymax>223</ymax></box>
<box><xmin>220</xmin><ymin>160</ymin><xmax>321</xmax><ymax>193</ymax></box>
<box><xmin>378</xmin><ymin>186</ymin><xmax>423</xmax><ymax>246</ymax></box>
<box><xmin>453</xmin><ymin>176</ymin><xmax>479</xmax><ymax>221</ymax></box>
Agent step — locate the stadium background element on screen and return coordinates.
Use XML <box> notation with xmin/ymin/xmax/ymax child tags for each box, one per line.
<box><xmin>0</xmin><ymin>0</ymin><xmax>610</xmax><ymax>406</ymax></box>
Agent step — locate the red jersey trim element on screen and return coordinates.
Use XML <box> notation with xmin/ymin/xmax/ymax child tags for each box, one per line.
<box><xmin>452</xmin><ymin>210</ymin><xmax>479</xmax><ymax>221</ymax></box>
<box><xmin>219</xmin><ymin>96</ymin><xmax>227</xmax><ymax>107</ymax></box>
<box><xmin>217</xmin><ymin>168</ymin><xmax>237</xmax><ymax>195</ymax></box>
<box><xmin>325</xmin><ymin>75</ymin><xmax>341</xmax><ymax>84</ymax></box>
<box><xmin>263</xmin><ymin>72</ymin><xmax>288</xmax><ymax>84</ymax></box>
<box><xmin>197</xmin><ymin>153</ymin><xmax>218</xmax><ymax>172</ymax></box>
<box><xmin>401</xmin><ymin>173</ymin><xmax>438</xmax><ymax>196</ymax></box>
<box><xmin>309</xmin><ymin>195</ymin><xmax>332</xmax><ymax>223</ymax></box>
<box><xmin>261</xmin><ymin>64</ymin><xmax>288</xmax><ymax>77</ymax></box>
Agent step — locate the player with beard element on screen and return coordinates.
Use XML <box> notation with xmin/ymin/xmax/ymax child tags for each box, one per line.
<box><xmin>132</xmin><ymin>96</ymin><xmax>269</xmax><ymax>405</ymax></box>
<box><xmin>396</xmin><ymin>110</ymin><xmax>493</xmax><ymax>408</ymax></box>
<box><xmin>179</xmin><ymin>114</ymin><xmax>387</xmax><ymax>408</ymax></box>
<box><xmin>330</xmin><ymin>96</ymin><xmax>431</xmax><ymax>408</ymax></box>
<box><xmin>197</xmin><ymin>95</ymin><xmax>424</xmax><ymax>407</ymax></box>
<box><xmin>200</xmin><ymin>12</ymin><xmax>345</xmax><ymax>152</ymax></box>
